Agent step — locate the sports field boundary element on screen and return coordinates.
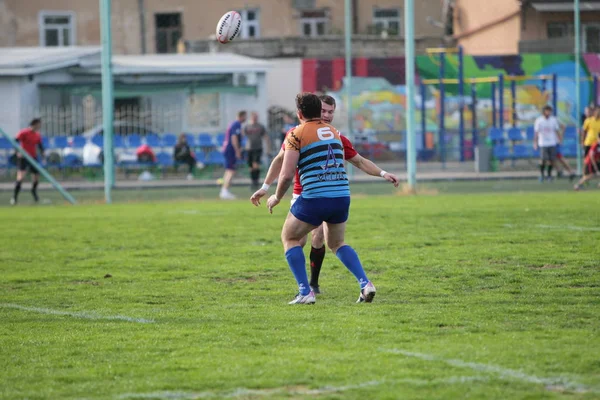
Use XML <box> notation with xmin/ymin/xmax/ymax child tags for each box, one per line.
<box><xmin>0</xmin><ymin>170</ymin><xmax>541</xmax><ymax>192</ymax></box>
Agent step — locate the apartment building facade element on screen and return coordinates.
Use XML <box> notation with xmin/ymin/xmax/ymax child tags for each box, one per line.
<box><xmin>451</xmin><ymin>0</ymin><xmax>600</xmax><ymax>54</ymax></box>
<box><xmin>0</xmin><ymin>0</ymin><xmax>445</xmax><ymax>56</ymax></box>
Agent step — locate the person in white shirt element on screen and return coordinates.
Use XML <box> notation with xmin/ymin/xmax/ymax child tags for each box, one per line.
<box><xmin>533</xmin><ymin>105</ymin><xmax>562</xmax><ymax>182</ymax></box>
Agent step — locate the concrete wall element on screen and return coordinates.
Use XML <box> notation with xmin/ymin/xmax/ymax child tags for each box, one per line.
<box><xmin>189</xmin><ymin>36</ymin><xmax>444</xmax><ymax>59</ymax></box>
<box><xmin>266</xmin><ymin>58</ymin><xmax>302</xmax><ymax>110</ymax></box>
<box><xmin>0</xmin><ymin>77</ymin><xmax>25</xmax><ymax>135</ymax></box>
<box><xmin>221</xmin><ymin>73</ymin><xmax>269</xmax><ymax>133</ymax></box>
<box><xmin>453</xmin><ymin>0</ymin><xmax>521</xmax><ymax>55</ymax></box>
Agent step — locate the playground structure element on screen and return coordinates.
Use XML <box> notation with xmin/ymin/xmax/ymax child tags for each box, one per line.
<box><xmin>419</xmin><ymin>47</ymin><xmax>597</xmax><ymax>166</ymax></box>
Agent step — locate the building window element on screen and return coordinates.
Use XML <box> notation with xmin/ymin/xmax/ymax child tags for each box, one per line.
<box><xmin>584</xmin><ymin>24</ymin><xmax>600</xmax><ymax>53</ymax></box>
<box><xmin>373</xmin><ymin>7</ymin><xmax>401</xmax><ymax>36</ymax></box>
<box><xmin>547</xmin><ymin>22</ymin><xmax>573</xmax><ymax>39</ymax></box>
<box><xmin>39</xmin><ymin>11</ymin><xmax>75</xmax><ymax>47</ymax></box>
<box><xmin>547</xmin><ymin>22</ymin><xmax>600</xmax><ymax>52</ymax></box>
<box><xmin>155</xmin><ymin>13</ymin><xmax>182</xmax><ymax>54</ymax></box>
<box><xmin>239</xmin><ymin>9</ymin><xmax>260</xmax><ymax>38</ymax></box>
<box><xmin>300</xmin><ymin>9</ymin><xmax>329</xmax><ymax>37</ymax></box>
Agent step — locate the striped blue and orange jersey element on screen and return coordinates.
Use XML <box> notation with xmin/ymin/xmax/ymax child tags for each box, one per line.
<box><xmin>285</xmin><ymin>120</ymin><xmax>350</xmax><ymax>199</ymax></box>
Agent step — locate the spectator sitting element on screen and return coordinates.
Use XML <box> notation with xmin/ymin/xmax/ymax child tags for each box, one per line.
<box><xmin>173</xmin><ymin>133</ymin><xmax>196</xmax><ymax>180</ymax></box>
<box><xmin>136</xmin><ymin>144</ymin><xmax>156</xmax><ymax>164</ymax></box>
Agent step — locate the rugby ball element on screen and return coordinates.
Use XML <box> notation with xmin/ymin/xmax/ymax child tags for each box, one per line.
<box><xmin>216</xmin><ymin>11</ymin><xmax>242</xmax><ymax>43</ymax></box>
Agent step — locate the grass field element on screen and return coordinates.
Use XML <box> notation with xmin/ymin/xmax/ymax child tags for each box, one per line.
<box><xmin>1</xmin><ymin>183</ymin><xmax>599</xmax><ymax>399</ymax></box>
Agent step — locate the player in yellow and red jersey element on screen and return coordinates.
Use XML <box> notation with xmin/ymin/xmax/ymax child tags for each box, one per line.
<box><xmin>574</xmin><ymin>132</ymin><xmax>600</xmax><ymax>190</ymax></box>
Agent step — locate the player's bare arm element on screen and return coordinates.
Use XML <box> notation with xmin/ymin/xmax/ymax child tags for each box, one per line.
<box><xmin>231</xmin><ymin>134</ymin><xmax>242</xmax><ymax>159</ymax></box>
<box><xmin>533</xmin><ymin>130</ymin><xmax>539</xmax><ymax>150</ymax></box>
<box><xmin>348</xmin><ymin>154</ymin><xmax>400</xmax><ymax>187</ymax></box>
<box><xmin>267</xmin><ymin>149</ymin><xmax>299</xmax><ymax>213</ymax></box>
<box><xmin>250</xmin><ymin>149</ymin><xmax>284</xmax><ymax>206</ymax></box>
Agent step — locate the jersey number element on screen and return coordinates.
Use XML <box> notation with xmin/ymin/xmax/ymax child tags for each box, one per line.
<box><xmin>317</xmin><ymin>127</ymin><xmax>335</xmax><ymax>141</ymax></box>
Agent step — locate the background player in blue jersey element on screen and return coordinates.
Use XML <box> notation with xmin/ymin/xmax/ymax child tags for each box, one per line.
<box><xmin>220</xmin><ymin>111</ymin><xmax>247</xmax><ymax>200</ymax></box>
<box><xmin>266</xmin><ymin>93</ymin><xmax>376</xmax><ymax>305</ymax></box>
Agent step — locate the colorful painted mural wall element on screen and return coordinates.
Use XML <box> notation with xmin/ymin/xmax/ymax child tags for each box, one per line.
<box><xmin>302</xmin><ymin>54</ymin><xmax>600</xmax><ymax>141</ymax></box>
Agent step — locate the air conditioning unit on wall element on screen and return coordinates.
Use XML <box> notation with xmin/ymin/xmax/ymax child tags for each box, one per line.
<box><xmin>233</xmin><ymin>72</ymin><xmax>257</xmax><ymax>86</ymax></box>
<box><xmin>292</xmin><ymin>0</ymin><xmax>316</xmax><ymax>10</ymax></box>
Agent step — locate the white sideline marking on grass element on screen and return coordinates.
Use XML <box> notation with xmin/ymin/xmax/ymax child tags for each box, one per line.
<box><xmin>503</xmin><ymin>223</ymin><xmax>600</xmax><ymax>232</ymax></box>
<box><xmin>537</xmin><ymin>224</ymin><xmax>600</xmax><ymax>232</ymax></box>
<box><xmin>119</xmin><ymin>381</ymin><xmax>382</xmax><ymax>399</ymax></box>
<box><xmin>119</xmin><ymin>377</ymin><xmax>491</xmax><ymax>399</ymax></box>
<box><xmin>0</xmin><ymin>303</ymin><xmax>154</xmax><ymax>324</ymax></box>
<box><xmin>382</xmin><ymin>349</ymin><xmax>597</xmax><ymax>393</ymax></box>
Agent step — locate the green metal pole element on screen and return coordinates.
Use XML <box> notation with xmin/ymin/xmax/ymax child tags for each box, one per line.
<box><xmin>344</xmin><ymin>0</ymin><xmax>354</xmax><ymax>179</ymax></box>
<box><xmin>575</xmin><ymin>0</ymin><xmax>582</xmax><ymax>176</ymax></box>
<box><xmin>100</xmin><ymin>0</ymin><xmax>115</xmax><ymax>203</ymax></box>
<box><xmin>0</xmin><ymin>128</ymin><xmax>76</xmax><ymax>204</ymax></box>
<box><xmin>344</xmin><ymin>0</ymin><xmax>354</xmax><ymax>178</ymax></box>
<box><xmin>405</xmin><ymin>0</ymin><xmax>417</xmax><ymax>189</ymax></box>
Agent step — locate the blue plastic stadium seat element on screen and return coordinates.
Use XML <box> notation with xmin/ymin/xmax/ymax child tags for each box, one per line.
<box><xmin>184</xmin><ymin>134</ymin><xmax>196</xmax><ymax>147</ymax></box>
<box><xmin>42</xmin><ymin>137</ymin><xmax>50</xmax><ymax>149</ymax></box>
<box><xmin>0</xmin><ymin>137</ymin><xmax>12</xmax><ymax>149</ymax></box>
<box><xmin>561</xmin><ymin>143</ymin><xmax>577</xmax><ymax>157</ymax></box>
<box><xmin>488</xmin><ymin>127</ymin><xmax>504</xmax><ymax>142</ymax></box>
<box><xmin>493</xmin><ymin>144</ymin><xmax>510</xmax><ymax>161</ymax></box>
<box><xmin>512</xmin><ymin>144</ymin><xmax>530</xmax><ymax>159</ymax></box>
<box><xmin>532</xmin><ymin>146</ymin><xmax>540</xmax><ymax>158</ymax></box>
<box><xmin>206</xmin><ymin>150</ymin><xmax>225</xmax><ymax>165</ymax></box>
<box><xmin>563</xmin><ymin>126</ymin><xmax>578</xmax><ymax>142</ymax></box>
<box><xmin>216</xmin><ymin>133</ymin><xmax>225</xmax><ymax>147</ymax></box>
<box><xmin>145</xmin><ymin>134</ymin><xmax>160</xmax><ymax>148</ymax></box>
<box><xmin>198</xmin><ymin>133</ymin><xmax>214</xmax><ymax>147</ymax></box>
<box><xmin>161</xmin><ymin>134</ymin><xmax>177</xmax><ymax>147</ymax></box>
<box><xmin>508</xmin><ymin>127</ymin><xmax>524</xmax><ymax>142</ymax></box>
<box><xmin>113</xmin><ymin>135</ymin><xmax>125</xmax><ymax>148</ymax></box>
<box><xmin>526</xmin><ymin>126</ymin><xmax>535</xmax><ymax>141</ymax></box>
<box><xmin>128</xmin><ymin>134</ymin><xmax>142</xmax><ymax>148</ymax></box>
<box><xmin>62</xmin><ymin>153</ymin><xmax>83</xmax><ymax>167</ymax></box>
<box><xmin>91</xmin><ymin>135</ymin><xmax>103</xmax><ymax>148</ymax></box>
<box><xmin>195</xmin><ymin>151</ymin><xmax>206</xmax><ymax>164</ymax></box>
<box><xmin>72</xmin><ymin>136</ymin><xmax>86</xmax><ymax>149</ymax></box>
<box><xmin>53</xmin><ymin>136</ymin><xmax>68</xmax><ymax>149</ymax></box>
<box><xmin>157</xmin><ymin>152</ymin><xmax>173</xmax><ymax>167</ymax></box>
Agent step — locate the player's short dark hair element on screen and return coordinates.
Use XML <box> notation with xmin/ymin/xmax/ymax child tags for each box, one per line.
<box><xmin>295</xmin><ymin>92</ymin><xmax>322</xmax><ymax>119</ymax></box>
<box><xmin>543</xmin><ymin>105</ymin><xmax>552</xmax><ymax>112</ymax></box>
<box><xmin>237</xmin><ymin>110</ymin><xmax>247</xmax><ymax>119</ymax></box>
<box><xmin>319</xmin><ymin>94</ymin><xmax>336</xmax><ymax>108</ymax></box>
<box><xmin>29</xmin><ymin>118</ymin><xmax>41</xmax><ymax>126</ymax></box>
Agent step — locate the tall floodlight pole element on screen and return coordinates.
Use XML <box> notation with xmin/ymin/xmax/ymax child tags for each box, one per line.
<box><xmin>344</xmin><ymin>0</ymin><xmax>354</xmax><ymax>178</ymax></box>
<box><xmin>100</xmin><ymin>0</ymin><xmax>115</xmax><ymax>203</ymax></box>
<box><xmin>405</xmin><ymin>0</ymin><xmax>417</xmax><ymax>189</ymax></box>
<box><xmin>575</xmin><ymin>0</ymin><xmax>582</xmax><ymax>175</ymax></box>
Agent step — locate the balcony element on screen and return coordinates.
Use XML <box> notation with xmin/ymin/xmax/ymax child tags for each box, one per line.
<box><xmin>519</xmin><ymin>37</ymin><xmax>575</xmax><ymax>53</ymax></box>
<box><xmin>187</xmin><ymin>35</ymin><xmax>444</xmax><ymax>59</ymax></box>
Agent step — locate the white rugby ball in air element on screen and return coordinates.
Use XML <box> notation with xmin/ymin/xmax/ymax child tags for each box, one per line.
<box><xmin>216</xmin><ymin>11</ymin><xmax>242</xmax><ymax>43</ymax></box>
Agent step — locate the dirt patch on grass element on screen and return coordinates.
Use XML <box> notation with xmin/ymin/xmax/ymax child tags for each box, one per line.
<box><xmin>530</xmin><ymin>264</ymin><xmax>564</xmax><ymax>270</ymax></box>
<box><xmin>395</xmin><ymin>184</ymin><xmax>439</xmax><ymax>196</ymax></box>
<box><xmin>213</xmin><ymin>276</ymin><xmax>258</xmax><ymax>284</ymax></box>
<box><xmin>68</xmin><ymin>280</ymin><xmax>100</xmax><ymax>286</ymax></box>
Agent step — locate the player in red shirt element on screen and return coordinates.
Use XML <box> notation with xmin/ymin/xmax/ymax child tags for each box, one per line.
<box><xmin>574</xmin><ymin>132</ymin><xmax>600</xmax><ymax>190</ymax></box>
<box><xmin>250</xmin><ymin>95</ymin><xmax>399</xmax><ymax>293</ymax></box>
<box><xmin>11</xmin><ymin>118</ymin><xmax>44</xmax><ymax>205</ymax></box>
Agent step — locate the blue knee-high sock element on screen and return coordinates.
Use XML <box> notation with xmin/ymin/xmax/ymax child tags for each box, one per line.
<box><xmin>285</xmin><ymin>246</ymin><xmax>311</xmax><ymax>296</ymax></box>
<box><xmin>336</xmin><ymin>245</ymin><xmax>369</xmax><ymax>289</ymax></box>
